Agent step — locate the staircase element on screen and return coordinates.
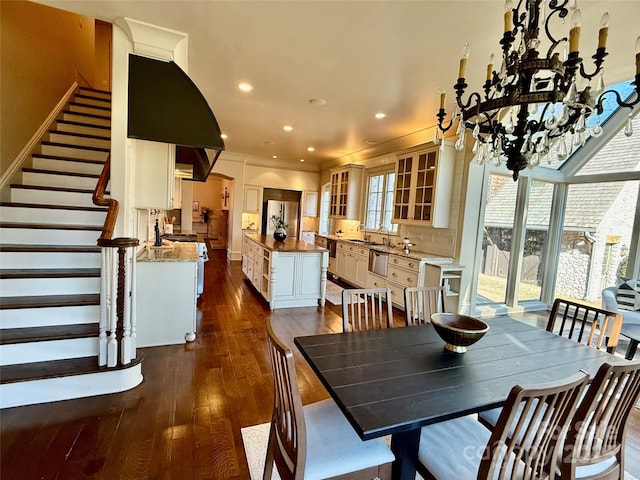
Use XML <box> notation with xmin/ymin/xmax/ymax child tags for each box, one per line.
<box><xmin>0</xmin><ymin>87</ymin><xmax>143</xmax><ymax>409</ymax></box>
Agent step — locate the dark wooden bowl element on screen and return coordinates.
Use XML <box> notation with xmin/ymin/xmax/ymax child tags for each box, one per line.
<box><xmin>430</xmin><ymin>313</ymin><xmax>490</xmax><ymax>353</ymax></box>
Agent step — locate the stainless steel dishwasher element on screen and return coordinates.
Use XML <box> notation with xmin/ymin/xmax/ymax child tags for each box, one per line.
<box><xmin>368</xmin><ymin>249</ymin><xmax>388</xmax><ymax>276</ymax></box>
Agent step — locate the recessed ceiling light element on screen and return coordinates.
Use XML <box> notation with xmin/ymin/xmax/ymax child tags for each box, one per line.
<box><xmin>283</xmin><ymin>125</ymin><xmax>294</xmax><ymax>132</ymax></box>
<box><xmin>308</xmin><ymin>98</ymin><xmax>327</xmax><ymax>106</ymax></box>
<box><xmin>220</xmin><ymin>133</ymin><xmax>228</xmax><ymax>139</ymax></box>
<box><xmin>364</xmin><ymin>140</ymin><xmax>378</xmax><ymax>145</ymax></box>
<box><xmin>300</xmin><ymin>159</ymin><xmax>305</xmax><ymax>162</ymax></box>
<box><xmin>238</xmin><ymin>82</ymin><xmax>253</xmax><ymax>92</ymax></box>
<box><xmin>272</xmin><ymin>155</ymin><xmax>278</xmax><ymax>159</ymax></box>
<box><xmin>264</xmin><ymin>140</ymin><xmax>275</xmax><ymax>145</ymax></box>
<box><xmin>307</xmin><ymin>147</ymin><xmax>315</xmax><ymax>152</ymax></box>
<box><xmin>374</xmin><ymin>112</ymin><xmax>386</xmax><ymax>119</ymax></box>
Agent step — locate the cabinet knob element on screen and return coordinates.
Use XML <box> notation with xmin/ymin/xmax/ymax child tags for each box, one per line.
<box><xmin>408</xmin><ymin>262</ymin><xmax>415</xmax><ymax>268</ymax></box>
<box><xmin>392</xmin><ymin>273</ymin><xmax>397</xmax><ymax>278</ymax></box>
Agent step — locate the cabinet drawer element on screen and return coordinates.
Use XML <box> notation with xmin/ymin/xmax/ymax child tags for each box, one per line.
<box><xmin>367</xmin><ymin>273</ymin><xmax>387</xmax><ymax>289</ymax></box>
<box><xmin>389</xmin><ymin>255</ymin><xmax>420</xmax><ymax>271</ymax></box>
<box><xmin>387</xmin><ymin>282</ymin><xmax>404</xmax><ymax>305</ymax></box>
<box><xmin>387</xmin><ymin>265</ymin><xmax>418</xmax><ymax>287</ymax></box>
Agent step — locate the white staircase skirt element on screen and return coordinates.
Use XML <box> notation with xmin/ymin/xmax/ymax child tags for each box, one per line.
<box><xmin>0</xmin><ymin>363</ymin><xmax>143</xmax><ymax>409</ymax></box>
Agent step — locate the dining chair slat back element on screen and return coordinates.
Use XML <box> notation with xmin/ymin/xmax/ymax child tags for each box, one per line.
<box><xmin>547</xmin><ymin>298</ymin><xmax>623</xmax><ymax>353</ymax></box>
<box><xmin>342</xmin><ymin>288</ymin><xmax>393</xmax><ymax>332</ymax></box>
<box><xmin>561</xmin><ymin>361</ymin><xmax>640</xmax><ymax>480</ymax></box>
<box><xmin>418</xmin><ymin>371</ymin><xmax>589</xmax><ymax>480</ymax></box>
<box><xmin>404</xmin><ymin>286</ymin><xmax>446</xmax><ymax>326</ymax></box>
<box><xmin>264</xmin><ymin>320</ymin><xmax>306</xmax><ymax>480</ymax></box>
<box><xmin>264</xmin><ymin>319</ymin><xmax>394</xmax><ymax>480</ymax></box>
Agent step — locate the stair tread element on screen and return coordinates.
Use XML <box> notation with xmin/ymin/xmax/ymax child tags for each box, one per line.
<box><xmin>32</xmin><ymin>153</ymin><xmax>106</xmax><ymax>165</ymax></box>
<box><xmin>10</xmin><ymin>184</ymin><xmax>98</xmax><ymax>194</ymax></box>
<box><xmin>74</xmin><ymin>94</ymin><xmax>111</xmax><ymax>104</ymax></box>
<box><xmin>0</xmin><ymin>293</ymin><xmax>100</xmax><ymax>310</ymax></box>
<box><xmin>0</xmin><ymin>202</ymin><xmax>107</xmax><ymax>212</ymax></box>
<box><xmin>55</xmin><ymin>120</ymin><xmax>110</xmax><ymax>131</ymax></box>
<box><xmin>22</xmin><ymin>167</ymin><xmax>100</xmax><ymax>179</ymax></box>
<box><xmin>0</xmin><ymin>355</ymin><xmax>142</xmax><ymax>384</ymax></box>
<box><xmin>78</xmin><ymin>86</ymin><xmax>111</xmax><ymax>96</ymax></box>
<box><xmin>40</xmin><ymin>141</ymin><xmax>109</xmax><ymax>152</ymax></box>
<box><xmin>0</xmin><ymin>244</ymin><xmax>101</xmax><ymax>253</ymax></box>
<box><xmin>0</xmin><ymin>323</ymin><xmax>99</xmax><ymax>345</ymax></box>
<box><xmin>48</xmin><ymin>129</ymin><xmax>110</xmax><ymax>141</ymax></box>
<box><xmin>62</xmin><ymin>109</ymin><xmax>111</xmax><ymax>120</ymax></box>
<box><xmin>0</xmin><ymin>222</ymin><xmax>102</xmax><ymax>230</ymax></box>
<box><xmin>0</xmin><ymin>268</ymin><xmax>100</xmax><ymax>279</ymax></box>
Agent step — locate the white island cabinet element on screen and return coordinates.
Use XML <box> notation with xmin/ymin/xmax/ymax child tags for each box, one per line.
<box><xmin>243</xmin><ymin>233</ymin><xmax>328</xmax><ymax>310</ymax></box>
<box><xmin>136</xmin><ymin>242</ymin><xmax>198</xmax><ymax>347</ymax></box>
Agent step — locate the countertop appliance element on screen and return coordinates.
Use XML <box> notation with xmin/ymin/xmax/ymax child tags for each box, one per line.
<box><xmin>265</xmin><ymin>200</ymin><xmax>299</xmax><ymax>238</ymax></box>
<box><xmin>368</xmin><ymin>249</ymin><xmax>388</xmax><ymax>276</ymax></box>
<box><xmin>196</xmin><ymin>242</ymin><xmax>208</xmax><ymax>297</ymax></box>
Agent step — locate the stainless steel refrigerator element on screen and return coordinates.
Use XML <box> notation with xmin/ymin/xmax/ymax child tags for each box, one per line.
<box><xmin>265</xmin><ymin>200</ymin><xmax>299</xmax><ymax>238</ymax></box>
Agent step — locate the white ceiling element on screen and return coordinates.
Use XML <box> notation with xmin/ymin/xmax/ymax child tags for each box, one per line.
<box><xmin>37</xmin><ymin>1</ymin><xmax>640</xmax><ymax>169</ymax></box>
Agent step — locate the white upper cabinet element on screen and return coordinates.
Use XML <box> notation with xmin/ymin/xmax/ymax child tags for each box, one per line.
<box><xmin>392</xmin><ymin>142</ymin><xmax>454</xmax><ymax>228</ymax></box>
<box><xmin>243</xmin><ymin>186</ymin><xmax>262</xmax><ymax>213</ymax></box>
<box><xmin>134</xmin><ymin>139</ymin><xmax>176</xmax><ymax>209</ymax></box>
<box><xmin>329</xmin><ymin>165</ymin><xmax>363</xmax><ymax>220</ymax></box>
<box><xmin>302</xmin><ymin>191</ymin><xmax>318</xmax><ymax>217</ymax></box>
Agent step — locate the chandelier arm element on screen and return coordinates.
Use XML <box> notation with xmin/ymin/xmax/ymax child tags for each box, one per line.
<box><xmin>436</xmin><ymin>109</ymin><xmax>456</xmax><ymax>134</ymax></box>
<box><xmin>457</xmin><ymin>91</ymin><xmax>483</xmax><ymax>114</ymax></box>
<box><xmin>579</xmin><ymin>48</ymin><xmax>607</xmax><ymax>81</ymax></box>
<box><xmin>595</xmin><ymin>85</ymin><xmax>640</xmax><ymax>114</ymax></box>
<box><xmin>544</xmin><ymin>0</ymin><xmax>570</xmax><ymax>51</ymax></box>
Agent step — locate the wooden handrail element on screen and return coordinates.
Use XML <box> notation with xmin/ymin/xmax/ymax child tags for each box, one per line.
<box><xmin>93</xmin><ymin>154</ymin><xmax>119</xmax><ymax>244</ymax></box>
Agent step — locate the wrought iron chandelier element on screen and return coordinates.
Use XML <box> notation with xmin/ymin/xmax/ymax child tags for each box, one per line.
<box><xmin>434</xmin><ymin>0</ymin><xmax>640</xmax><ymax>180</ymax></box>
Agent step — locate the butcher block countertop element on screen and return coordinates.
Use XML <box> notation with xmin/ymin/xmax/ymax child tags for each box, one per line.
<box><xmin>245</xmin><ymin>233</ymin><xmax>328</xmax><ymax>253</ymax></box>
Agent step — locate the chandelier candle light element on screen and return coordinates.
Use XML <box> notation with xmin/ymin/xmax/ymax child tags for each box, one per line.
<box><xmin>435</xmin><ymin>0</ymin><xmax>640</xmax><ymax>180</ymax></box>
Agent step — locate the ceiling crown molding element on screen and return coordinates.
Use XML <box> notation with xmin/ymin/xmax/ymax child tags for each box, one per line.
<box><xmin>115</xmin><ymin>17</ymin><xmax>187</xmax><ymax>62</ymax></box>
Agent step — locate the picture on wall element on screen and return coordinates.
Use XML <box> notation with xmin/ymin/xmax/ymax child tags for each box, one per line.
<box><xmin>192</xmin><ymin>201</ymin><xmax>199</xmax><ymax>212</ymax></box>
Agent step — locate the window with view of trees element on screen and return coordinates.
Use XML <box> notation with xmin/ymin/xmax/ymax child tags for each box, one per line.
<box><xmin>364</xmin><ymin>169</ymin><xmax>397</xmax><ymax>232</ymax></box>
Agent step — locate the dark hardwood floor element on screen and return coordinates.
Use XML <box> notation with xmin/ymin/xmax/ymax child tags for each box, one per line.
<box><xmin>1</xmin><ymin>249</ymin><xmax>639</xmax><ymax>479</ymax></box>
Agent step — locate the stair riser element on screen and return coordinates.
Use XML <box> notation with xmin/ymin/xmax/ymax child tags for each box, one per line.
<box><xmin>0</xmin><ymin>251</ymin><xmax>101</xmax><ymax>269</ymax></box>
<box><xmin>0</xmin><ymin>206</ymin><xmax>105</xmax><ymax>225</ymax></box>
<box><xmin>55</xmin><ymin>122</ymin><xmax>110</xmax><ymax>138</ymax></box>
<box><xmin>0</xmin><ymin>306</ymin><xmax>100</xmax><ymax>329</ymax></box>
<box><xmin>32</xmin><ymin>157</ymin><xmax>104</xmax><ymax>176</ymax></box>
<box><xmin>78</xmin><ymin>89</ymin><xmax>111</xmax><ymax>101</ymax></box>
<box><xmin>61</xmin><ymin>112</ymin><xmax>110</xmax><ymax>127</ymax></box>
<box><xmin>39</xmin><ymin>144</ymin><xmax>108</xmax><ymax>162</ymax></box>
<box><xmin>0</xmin><ymin>338</ymin><xmax>98</xmax><ymax>366</ymax></box>
<box><xmin>68</xmin><ymin>104</ymin><xmax>111</xmax><ymax>117</ymax></box>
<box><xmin>74</xmin><ymin>97</ymin><xmax>111</xmax><ymax>108</ymax></box>
<box><xmin>0</xmin><ymin>362</ymin><xmax>142</xmax><ymax>409</ymax></box>
<box><xmin>11</xmin><ymin>188</ymin><xmax>95</xmax><ymax>207</ymax></box>
<box><xmin>22</xmin><ymin>171</ymin><xmax>99</xmax><ymax>190</ymax></box>
<box><xmin>47</xmin><ymin>132</ymin><xmax>110</xmax><ymax>150</ymax></box>
<box><xmin>0</xmin><ymin>277</ymin><xmax>100</xmax><ymax>297</ymax></box>
<box><xmin>0</xmin><ymin>228</ymin><xmax>100</xmax><ymax>245</ymax></box>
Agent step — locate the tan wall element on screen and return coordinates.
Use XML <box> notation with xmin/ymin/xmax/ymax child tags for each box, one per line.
<box><xmin>1</xmin><ymin>1</ymin><xmax>96</xmax><ymax>174</ymax></box>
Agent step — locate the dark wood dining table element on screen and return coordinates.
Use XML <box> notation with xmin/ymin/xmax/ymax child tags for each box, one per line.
<box><xmin>294</xmin><ymin>316</ymin><xmax>622</xmax><ymax>480</ymax></box>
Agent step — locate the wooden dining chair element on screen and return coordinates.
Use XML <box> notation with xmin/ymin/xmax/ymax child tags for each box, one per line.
<box><xmin>416</xmin><ymin>371</ymin><xmax>589</xmax><ymax>480</ymax></box>
<box><xmin>559</xmin><ymin>361</ymin><xmax>640</xmax><ymax>480</ymax></box>
<box><xmin>403</xmin><ymin>285</ymin><xmax>446</xmax><ymax>326</ymax></box>
<box><xmin>342</xmin><ymin>287</ymin><xmax>393</xmax><ymax>332</ymax></box>
<box><xmin>547</xmin><ymin>298</ymin><xmax>623</xmax><ymax>354</ymax></box>
<box><xmin>263</xmin><ymin>319</ymin><xmax>394</xmax><ymax>480</ymax></box>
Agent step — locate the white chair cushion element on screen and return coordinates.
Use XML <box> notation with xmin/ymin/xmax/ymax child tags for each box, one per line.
<box><xmin>419</xmin><ymin>415</ymin><xmax>493</xmax><ymax>480</ymax></box>
<box><xmin>303</xmin><ymin>399</ymin><xmax>394</xmax><ymax>480</ymax></box>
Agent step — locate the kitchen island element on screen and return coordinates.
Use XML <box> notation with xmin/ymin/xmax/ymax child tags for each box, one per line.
<box><xmin>242</xmin><ymin>233</ymin><xmax>328</xmax><ymax>310</ymax></box>
<box><xmin>136</xmin><ymin>242</ymin><xmax>199</xmax><ymax>346</ymax></box>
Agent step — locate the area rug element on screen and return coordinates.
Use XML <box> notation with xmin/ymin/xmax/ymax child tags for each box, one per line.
<box><xmin>325</xmin><ymin>280</ymin><xmax>344</xmax><ymax>305</ymax></box>
<box><xmin>241</xmin><ymin>422</ymin><xmax>640</xmax><ymax>480</ymax></box>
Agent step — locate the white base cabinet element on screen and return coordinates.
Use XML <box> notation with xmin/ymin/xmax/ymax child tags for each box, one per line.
<box><xmin>136</xmin><ymin>259</ymin><xmax>197</xmax><ymax>347</ymax></box>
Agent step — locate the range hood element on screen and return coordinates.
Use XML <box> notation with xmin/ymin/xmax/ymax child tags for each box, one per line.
<box><xmin>127</xmin><ymin>54</ymin><xmax>224</xmax><ymax>181</ymax></box>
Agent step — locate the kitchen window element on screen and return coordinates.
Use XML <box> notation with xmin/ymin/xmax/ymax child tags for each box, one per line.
<box><xmin>364</xmin><ymin>167</ymin><xmax>397</xmax><ymax>232</ymax></box>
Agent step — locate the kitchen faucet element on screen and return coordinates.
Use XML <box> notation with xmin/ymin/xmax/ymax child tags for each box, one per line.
<box><xmin>377</xmin><ymin>226</ymin><xmax>392</xmax><ymax>247</ymax></box>
<box><xmin>357</xmin><ymin>223</ymin><xmax>370</xmax><ymax>243</ymax></box>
